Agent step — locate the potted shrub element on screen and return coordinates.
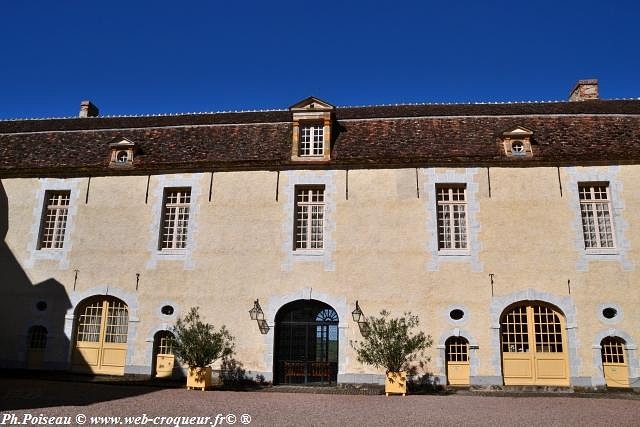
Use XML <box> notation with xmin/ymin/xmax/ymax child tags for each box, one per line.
<box><xmin>171</xmin><ymin>307</ymin><xmax>235</xmax><ymax>390</ymax></box>
<box><xmin>351</xmin><ymin>310</ymin><xmax>432</xmax><ymax>396</ymax></box>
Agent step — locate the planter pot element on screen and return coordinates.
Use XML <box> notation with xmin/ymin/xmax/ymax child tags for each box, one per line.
<box><xmin>187</xmin><ymin>366</ymin><xmax>212</xmax><ymax>390</ymax></box>
<box><xmin>385</xmin><ymin>371</ymin><xmax>407</xmax><ymax>396</ymax></box>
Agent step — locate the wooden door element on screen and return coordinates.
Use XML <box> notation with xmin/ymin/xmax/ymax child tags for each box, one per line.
<box><xmin>601</xmin><ymin>337</ymin><xmax>629</xmax><ymax>388</ymax></box>
<box><xmin>501</xmin><ymin>303</ymin><xmax>569</xmax><ymax>386</ymax></box>
<box><xmin>72</xmin><ymin>298</ymin><xmax>128</xmax><ymax>375</ymax></box>
<box><xmin>26</xmin><ymin>326</ymin><xmax>47</xmax><ymax>369</ymax></box>
<box><xmin>155</xmin><ymin>331</ymin><xmax>175</xmax><ymax>378</ymax></box>
<box><xmin>446</xmin><ymin>337</ymin><xmax>470</xmax><ymax>386</ymax></box>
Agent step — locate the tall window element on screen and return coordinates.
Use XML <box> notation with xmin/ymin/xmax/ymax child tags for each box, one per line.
<box><xmin>436</xmin><ymin>185</ymin><xmax>468</xmax><ymax>250</ymax></box>
<box><xmin>295</xmin><ymin>187</ymin><xmax>324</xmax><ymax>250</ymax></box>
<box><xmin>579</xmin><ymin>183</ymin><xmax>615</xmax><ymax>249</ymax></box>
<box><xmin>299</xmin><ymin>124</ymin><xmax>324</xmax><ymax>156</ymax></box>
<box><xmin>159</xmin><ymin>188</ymin><xmax>191</xmax><ymax>250</ymax></box>
<box><xmin>38</xmin><ymin>190</ymin><xmax>71</xmax><ymax>249</ymax></box>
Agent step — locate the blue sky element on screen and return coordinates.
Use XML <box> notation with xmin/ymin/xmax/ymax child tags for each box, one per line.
<box><xmin>1</xmin><ymin>1</ymin><xmax>639</xmax><ymax>119</ymax></box>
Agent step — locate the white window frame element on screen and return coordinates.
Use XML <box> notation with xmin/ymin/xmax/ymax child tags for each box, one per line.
<box><xmin>578</xmin><ymin>182</ymin><xmax>616</xmax><ymax>251</ymax></box>
<box><xmin>299</xmin><ymin>124</ymin><xmax>325</xmax><ymax>157</ymax></box>
<box><xmin>436</xmin><ymin>184</ymin><xmax>469</xmax><ymax>254</ymax></box>
<box><xmin>294</xmin><ymin>186</ymin><xmax>325</xmax><ymax>252</ymax></box>
<box><xmin>37</xmin><ymin>190</ymin><xmax>71</xmax><ymax>250</ymax></box>
<box><xmin>159</xmin><ymin>187</ymin><xmax>191</xmax><ymax>252</ymax></box>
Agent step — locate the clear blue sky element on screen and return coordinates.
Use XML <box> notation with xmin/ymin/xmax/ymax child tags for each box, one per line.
<box><xmin>1</xmin><ymin>1</ymin><xmax>639</xmax><ymax>119</ymax></box>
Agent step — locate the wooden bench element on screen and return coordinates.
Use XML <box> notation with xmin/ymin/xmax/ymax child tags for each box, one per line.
<box><xmin>310</xmin><ymin>361</ymin><xmax>331</xmax><ymax>384</ymax></box>
<box><xmin>283</xmin><ymin>361</ymin><xmax>332</xmax><ymax>384</ymax></box>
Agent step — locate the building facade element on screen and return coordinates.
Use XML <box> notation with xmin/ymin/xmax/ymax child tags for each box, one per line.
<box><xmin>0</xmin><ymin>80</ymin><xmax>638</xmax><ymax>389</ymax></box>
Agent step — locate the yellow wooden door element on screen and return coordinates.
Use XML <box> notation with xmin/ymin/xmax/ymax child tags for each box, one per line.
<box><xmin>501</xmin><ymin>304</ymin><xmax>569</xmax><ymax>386</ymax></box>
<box><xmin>155</xmin><ymin>332</ymin><xmax>175</xmax><ymax>378</ymax></box>
<box><xmin>26</xmin><ymin>326</ymin><xmax>47</xmax><ymax>369</ymax></box>
<box><xmin>601</xmin><ymin>337</ymin><xmax>630</xmax><ymax>388</ymax></box>
<box><xmin>72</xmin><ymin>298</ymin><xmax>128</xmax><ymax>375</ymax></box>
<box><xmin>446</xmin><ymin>337</ymin><xmax>470</xmax><ymax>386</ymax></box>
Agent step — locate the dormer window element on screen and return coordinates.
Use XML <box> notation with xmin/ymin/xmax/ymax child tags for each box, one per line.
<box><xmin>501</xmin><ymin>126</ymin><xmax>533</xmax><ymax>158</ymax></box>
<box><xmin>116</xmin><ymin>150</ymin><xmax>129</xmax><ymax>163</ymax></box>
<box><xmin>299</xmin><ymin>123</ymin><xmax>325</xmax><ymax>156</ymax></box>
<box><xmin>289</xmin><ymin>96</ymin><xmax>334</xmax><ymax>162</ymax></box>
<box><xmin>109</xmin><ymin>138</ymin><xmax>137</xmax><ymax>167</ymax></box>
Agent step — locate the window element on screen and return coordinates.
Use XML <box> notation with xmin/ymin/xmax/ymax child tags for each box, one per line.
<box><xmin>578</xmin><ymin>183</ymin><xmax>615</xmax><ymax>249</ymax></box>
<box><xmin>28</xmin><ymin>326</ymin><xmax>48</xmax><ymax>350</ymax></box>
<box><xmin>38</xmin><ymin>190</ymin><xmax>71</xmax><ymax>249</ymax></box>
<box><xmin>436</xmin><ymin>185</ymin><xmax>468</xmax><ymax>250</ymax></box>
<box><xmin>299</xmin><ymin>124</ymin><xmax>324</xmax><ymax>156</ymax></box>
<box><xmin>295</xmin><ymin>186</ymin><xmax>324</xmax><ymax>250</ymax></box>
<box><xmin>116</xmin><ymin>150</ymin><xmax>128</xmax><ymax>163</ymax></box>
<box><xmin>159</xmin><ymin>188</ymin><xmax>191</xmax><ymax>250</ymax></box>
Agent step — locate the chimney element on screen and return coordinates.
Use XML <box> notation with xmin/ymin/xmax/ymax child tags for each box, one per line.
<box><xmin>569</xmin><ymin>79</ymin><xmax>599</xmax><ymax>101</ymax></box>
<box><xmin>79</xmin><ymin>100</ymin><xmax>99</xmax><ymax>118</ymax></box>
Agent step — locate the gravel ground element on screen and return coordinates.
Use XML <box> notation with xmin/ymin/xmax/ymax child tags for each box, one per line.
<box><xmin>1</xmin><ymin>378</ymin><xmax>638</xmax><ymax>426</ymax></box>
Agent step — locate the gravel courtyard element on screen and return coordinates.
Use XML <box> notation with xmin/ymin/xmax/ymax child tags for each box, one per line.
<box><xmin>1</xmin><ymin>378</ymin><xmax>638</xmax><ymax>426</ymax></box>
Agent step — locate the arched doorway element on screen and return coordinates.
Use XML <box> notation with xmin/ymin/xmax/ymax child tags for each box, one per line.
<box><xmin>601</xmin><ymin>336</ymin><xmax>630</xmax><ymax>388</ymax></box>
<box><xmin>274</xmin><ymin>299</ymin><xmax>338</xmax><ymax>384</ymax></box>
<box><xmin>71</xmin><ymin>296</ymin><xmax>129</xmax><ymax>375</ymax></box>
<box><xmin>500</xmin><ymin>302</ymin><xmax>569</xmax><ymax>386</ymax></box>
<box><xmin>445</xmin><ymin>336</ymin><xmax>469</xmax><ymax>386</ymax></box>
<box><xmin>153</xmin><ymin>330</ymin><xmax>176</xmax><ymax>378</ymax></box>
<box><xmin>26</xmin><ymin>325</ymin><xmax>47</xmax><ymax>369</ymax></box>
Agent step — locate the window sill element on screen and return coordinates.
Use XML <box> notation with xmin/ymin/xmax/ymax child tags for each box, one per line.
<box><xmin>585</xmin><ymin>248</ymin><xmax>619</xmax><ymax>256</ymax></box>
<box><xmin>157</xmin><ymin>249</ymin><xmax>188</xmax><ymax>256</ymax></box>
<box><xmin>292</xmin><ymin>250</ymin><xmax>324</xmax><ymax>257</ymax></box>
<box><xmin>437</xmin><ymin>250</ymin><xmax>470</xmax><ymax>257</ymax></box>
<box><xmin>290</xmin><ymin>155</ymin><xmax>330</xmax><ymax>163</ymax></box>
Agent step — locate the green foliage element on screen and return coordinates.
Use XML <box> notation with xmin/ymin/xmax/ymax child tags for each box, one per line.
<box><xmin>351</xmin><ymin>310</ymin><xmax>432</xmax><ymax>373</ymax></box>
<box><xmin>171</xmin><ymin>307</ymin><xmax>235</xmax><ymax>368</ymax></box>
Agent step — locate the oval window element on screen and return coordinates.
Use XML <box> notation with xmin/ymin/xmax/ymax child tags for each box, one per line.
<box><xmin>161</xmin><ymin>305</ymin><xmax>174</xmax><ymax>316</ymax></box>
<box><xmin>450</xmin><ymin>309</ymin><xmax>464</xmax><ymax>321</ymax></box>
<box><xmin>602</xmin><ymin>307</ymin><xmax>617</xmax><ymax>319</ymax></box>
<box><xmin>511</xmin><ymin>141</ymin><xmax>525</xmax><ymax>154</ymax></box>
<box><xmin>116</xmin><ymin>151</ymin><xmax>128</xmax><ymax>163</ymax></box>
<box><xmin>36</xmin><ymin>301</ymin><xmax>47</xmax><ymax>311</ymax></box>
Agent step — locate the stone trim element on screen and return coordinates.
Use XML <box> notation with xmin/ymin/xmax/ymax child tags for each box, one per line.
<box><xmin>423</xmin><ymin>168</ymin><xmax>483</xmax><ymax>272</ymax></box>
<box><xmin>436</xmin><ymin>328</ymin><xmax>479</xmax><ymax>381</ymax></box>
<box><xmin>146</xmin><ymin>174</ymin><xmax>204</xmax><ymax>270</ymax></box>
<box><xmin>281</xmin><ymin>171</ymin><xmax>337</xmax><ymax>271</ymax></box>
<box><xmin>597</xmin><ymin>302</ymin><xmax>623</xmax><ymax>325</ymax></box>
<box><xmin>64</xmin><ymin>286</ymin><xmax>139</xmax><ymax>372</ymax></box>
<box><xmin>489</xmin><ymin>289</ymin><xmax>580</xmax><ymax>385</ymax></box>
<box><xmin>591</xmin><ymin>329</ymin><xmax>638</xmax><ymax>387</ymax></box>
<box><xmin>263</xmin><ymin>288</ymin><xmax>348</xmax><ymax>383</ymax></box>
<box><xmin>564</xmin><ymin>166</ymin><xmax>633</xmax><ymax>271</ymax></box>
<box><xmin>25</xmin><ymin>178</ymin><xmax>83</xmax><ymax>269</ymax></box>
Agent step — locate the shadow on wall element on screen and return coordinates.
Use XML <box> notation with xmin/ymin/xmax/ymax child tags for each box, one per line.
<box><xmin>0</xmin><ymin>180</ymin><xmax>156</xmax><ymax>410</ymax></box>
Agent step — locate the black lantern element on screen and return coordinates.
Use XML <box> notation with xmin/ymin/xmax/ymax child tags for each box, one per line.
<box><xmin>249</xmin><ymin>299</ymin><xmax>264</xmax><ymax>321</ymax></box>
<box><xmin>257</xmin><ymin>319</ymin><xmax>270</xmax><ymax>335</ymax></box>
<box><xmin>352</xmin><ymin>300</ymin><xmax>363</xmax><ymax>323</ymax></box>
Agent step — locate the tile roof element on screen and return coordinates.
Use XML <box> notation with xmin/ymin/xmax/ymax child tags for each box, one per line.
<box><xmin>1</xmin><ymin>100</ymin><xmax>640</xmax><ymax>177</ymax></box>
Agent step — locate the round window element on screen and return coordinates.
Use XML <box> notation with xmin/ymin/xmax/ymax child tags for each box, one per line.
<box><xmin>116</xmin><ymin>150</ymin><xmax>128</xmax><ymax>163</ymax></box>
<box><xmin>36</xmin><ymin>301</ymin><xmax>47</xmax><ymax>311</ymax></box>
<box><xmin>602</xmin><ymin>307</ymin><xmax>617</xmax><ymax>319</ymax></box>
<box><xmin>449</xmin><ymin>309</ymin><xmax>464</xmax><ymax>321</ymax></box>
<box><xmin>161</xmin><ymin>305</ymin><xmax>174</xmax><ymax>316</ymax></box>
<box><xmin>511</xmin><ymin>141</ymin><xmax>525</xmax><ymax>154</ymax></box>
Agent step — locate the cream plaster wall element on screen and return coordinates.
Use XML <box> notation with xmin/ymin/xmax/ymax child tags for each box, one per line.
<box><xmin>0</xmin><ymin>166</ymin><xmax>638</xmax><ymax>387</ymax></box>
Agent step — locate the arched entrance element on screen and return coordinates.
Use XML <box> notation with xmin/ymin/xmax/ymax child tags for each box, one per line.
<box><xmin>601</xmin><ymin>337</ymin><xmax>630</xmax><ymax>388</ymax></box>
<box><xmin>71</xmin><ymin>296</ymin><xmax>129</xmax><ymax>375</ymax></box>
<box><xmin>445</xmin><ymin>336</ymin><xmax>470</xmax><ymax>386</ymax></box>
<box><xmin>152</xmin><ymin>330</ymin><xmax>176</xmax><ymax>378</ymax></box>
<box><xmin>274</xmin><ymin>299</ymin><xmax>338</xmax><ymax>384</ymax></box>
<box><xmin>500</xmin><ymin>302</ymin><xmax>569</xmax><ymax>386</ymax></box>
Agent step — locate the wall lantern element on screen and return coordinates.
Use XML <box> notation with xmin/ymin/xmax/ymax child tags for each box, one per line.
<box><xmin>249</xmin><ymin>299</ymin><xmax>264</xmax><ymax>321</ymax></box>
<box><xmin>352</xmin><ymin>300</ymin><xmax>364</xmax><ymax>323</ymax></box>
<box><xmin>249</xmin><ymin>299</ymin><xmax>269</xmax><ymax>334</ymax></box>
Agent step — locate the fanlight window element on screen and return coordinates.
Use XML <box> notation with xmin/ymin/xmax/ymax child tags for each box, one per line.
<box><xmin>446</xmin><ymin>336</ymin><xmax>469</xmax><ymax>362</ymax></box>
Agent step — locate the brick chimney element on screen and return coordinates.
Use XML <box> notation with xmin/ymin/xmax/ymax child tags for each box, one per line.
<box><xmin>569</xmin><ymin>79</ymin><xmax>599</xmax><ymax>101</ymax></box>
<box><xmin>79</xmin><ymin>100</ymin><xmax>99</xmax><ymax>118</ymax></box>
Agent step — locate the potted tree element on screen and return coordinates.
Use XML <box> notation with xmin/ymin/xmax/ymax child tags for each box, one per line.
<box><xmin>172</xmin><ymin>307</ymin><xmax>235</xmax><ymax>390</ymax></box>
<box><xmin>351</xmin><ymin>310</ymin><xmax>432</xmax><ymax>396</ymax></box>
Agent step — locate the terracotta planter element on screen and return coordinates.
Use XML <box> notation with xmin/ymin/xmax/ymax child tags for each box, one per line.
<box><xmin>385</xmin><ymin>371</ymin><xmax>407</xmax><ymax>396</ymax></box>
<box><xmin>187</xmin><ymin>366</ymin><xmax>212</xmax><ymax>390</ymax></box>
